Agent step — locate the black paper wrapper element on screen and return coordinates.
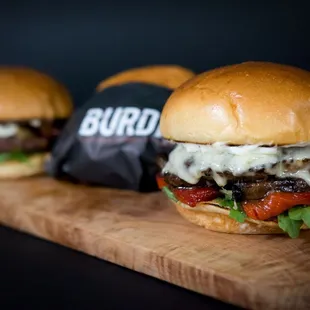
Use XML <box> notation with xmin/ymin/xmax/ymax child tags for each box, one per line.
<box><xmin>45</xmin><ymin>83</ymin><xmax>175</xmax><ymax>192</ymax></box>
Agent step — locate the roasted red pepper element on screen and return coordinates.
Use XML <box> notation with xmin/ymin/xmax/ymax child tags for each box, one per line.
<box><xmin>243</xmin><ymin>192</ymin><xmax>310</xmax><ymax>220</ymax></box>
<box><xmin>156</xmin><ymin>174</ymin><xmax>167</xmax><ymax>190</ymax></box>
<box><xmin>156</xmin><ymin>175</ymin><xmax>219</xmax><ymax>207</ymax></box>
<box><xmin>172</xmin><ymin>187</ymin><xmax>219</xmax><ymax>207</ymax></box>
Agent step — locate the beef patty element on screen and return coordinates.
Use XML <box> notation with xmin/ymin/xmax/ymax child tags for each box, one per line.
<box><xmin>0</xmin><ymin>119</ymin><xmax>67</xmax><ymax>153</ymax></box>
<box><xmin>163</xmin><ymin>172</ymin><xmax>310</xmax><ymax>201</ymax></box>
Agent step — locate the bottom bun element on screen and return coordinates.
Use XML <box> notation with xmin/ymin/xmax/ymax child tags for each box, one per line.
<box><xmin>0</xmin><ymin>153</ymin><xmax>48</xmax><ymax>179</ymax></box>
<box><xmin>173</xmin><ymin>201</ymin><xmax>309</xmax><ymax>234</ymax></box>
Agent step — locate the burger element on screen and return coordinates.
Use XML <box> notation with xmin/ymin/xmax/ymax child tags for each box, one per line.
<box><xmin>0</xmin><ymin>66</ymin><xmax>73</xmax><ymax>179</ymax></box>
<box><xmin>157</xmin><ymin>61</ymin><xmax>310</xmax><ymax>238</ymax></box>
<box><xmin>95</xmin><ymin>65</ymin><xmax>195</xmax><ymax>91</ymax></box>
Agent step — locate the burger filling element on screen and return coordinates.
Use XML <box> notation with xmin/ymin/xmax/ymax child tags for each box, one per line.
<box><xmin>158</xmin><ymin>142</ymin><xmax>310</xmax><ymax>238</ymax></box>
<box><xmin>0</xmin><ymin>119</ymin><xmax>67</xmax><ymax>163</ymax></box>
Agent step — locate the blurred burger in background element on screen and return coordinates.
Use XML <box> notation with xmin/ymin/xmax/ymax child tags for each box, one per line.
<box><xmin>47</xmin><ymin>64</ymin><xmax>195</xmax><ymax>191</ymax></box>
<box><xmin>0</xmin><ymin>66</ymin><xmax>73</xmax><ymax>179</ymax></box>
<box><xmin>96</xmin><ymin>65</ymin><xmax>196</xmax><ymax>176</ymax></box>
<box><xmin>96</xmin><ymin>65</ymin><xmax>195</xmax><ymax>91</ymax></box>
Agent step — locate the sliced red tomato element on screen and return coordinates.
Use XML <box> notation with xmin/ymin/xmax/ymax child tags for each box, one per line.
<box><xmin>173</xmin><ymin>187</ymin><xmax>219</xmax><ymax>207</ymax></box>
<box><xmin>243</xmin><ymin>192</ymin><xmax>310</xmax><ymax>220</ymax></box>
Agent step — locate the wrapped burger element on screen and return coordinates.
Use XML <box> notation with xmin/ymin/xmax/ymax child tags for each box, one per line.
<box><xmin>46</xmin><ymin>65</ymin><xmax>195</xmax><ymax>191</ymax></box>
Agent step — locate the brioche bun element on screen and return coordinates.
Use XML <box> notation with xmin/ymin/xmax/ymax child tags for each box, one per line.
<box><xmin>173</xmin><ymin>200</ymin><xmax>309</xmax><ymax>234</ymax></box>
<box><xmin>0</xmin><ymin>66</ymin><xmax>73</xmax><ymax>120</ymax></box>
<box><xmin>0</xmin><ymin>153</ymin><xmax>48</xmax><ymax>179</ymax></box>
<box><xmin>160</xmin><ymin>61</ymin><xmax>310</xmax><ymax>145</ymax></box>
<box><xmin>96</xmin><ymin>65</ymin><xmax>195</xmax><ymax>91</ymax></box>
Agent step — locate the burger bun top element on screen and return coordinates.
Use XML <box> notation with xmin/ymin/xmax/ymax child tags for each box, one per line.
<box><xmin>96</xmin><ymin>65</ymin><xmax>195</xmax><ymax>92</ymax></box>
<box><xmin>160</xmin><ymin>61</ymin><xmax>310</xmax><ymax>145</ymax></box>
<box><xmin>0</xmin><ymin>66</ymin><xmax>73</xmax><ymax>121</ymax></box>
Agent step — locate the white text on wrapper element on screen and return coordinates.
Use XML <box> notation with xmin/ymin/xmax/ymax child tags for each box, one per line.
<box><xmin>78</xmin><ymin>107</ymin><xmax>161</xmax><ymax>138</ymax></box>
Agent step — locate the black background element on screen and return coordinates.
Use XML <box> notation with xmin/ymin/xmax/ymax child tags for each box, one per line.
<box><xmin>0</xmin><ymin>1</ymin><xmax>309</xmax><ymax>308</ymax></box>
<box><xmin>1</xmin><ymin>1</ymin><xmax>309</xmax><ymax>107</ymax></box>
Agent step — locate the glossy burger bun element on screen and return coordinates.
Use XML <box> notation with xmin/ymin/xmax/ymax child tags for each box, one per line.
<box><xmin>96</xmin><ymin>65</ymin><xmax>195</xmax><ymax>91</ymax></box>
<box><xmin>0</xmin><ymin>153</ymin><xmax>48</xmax><ymax>179</ymax></box>
<box><xmin>160</xmin><ymin>61</ymin><xmax>310</xmax><ymax>145</ymax></box>
<box><xmin>0</xmin><ymin>66</ymin><xmax>73</xmax><ymax>120</ymax></box>
<box><xmin>174</xmin><ymin>200</ymin><xmax>309</xmax><ymax>234</ymax></box>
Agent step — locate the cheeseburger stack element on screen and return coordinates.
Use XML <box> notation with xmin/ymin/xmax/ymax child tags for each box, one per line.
<box><xmin>0</xmin><ymin>66</ymin><xmax>73</xmax><ymax>178</ymax></box>
<box><xmin>158</xmin><ymin>61</ymin><xmax>310</xmax><ymax>238</ymax></box>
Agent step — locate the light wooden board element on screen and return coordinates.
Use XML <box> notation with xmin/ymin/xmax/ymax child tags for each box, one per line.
<box><xmin>0</xmin><ymin>177</ymin><xmax>309</xmax><ymax>309</ymax></box>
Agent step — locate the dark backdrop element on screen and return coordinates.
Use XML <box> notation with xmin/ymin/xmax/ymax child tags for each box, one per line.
<box><xmin>0</xmin><ymin>0</ymin><xmax>310</xmax><ymax>104</ymax></box>
<box><xmin>0</xmin><ymin>1</ymin><xmax>309</xmax><ymax>106</ymax></box>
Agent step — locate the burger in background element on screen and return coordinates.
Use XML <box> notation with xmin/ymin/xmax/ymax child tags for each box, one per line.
<box><xmin>96</xmin><ymin>64</ymin><xmax>196</xmax><ymax>190</ymax></box>
<box><xmin>0</xmin><ymin>66</ymin><xmax>73</xmax><ymax>179</ymax></box>
<box><xmin>158</xmin><ymin>61</ymin><xmax>310</xmax><ymax>238</ymax></box>
<box><xmin>95</xmin><ymin>64</ymin><xmax>196</xmax><ymax>175</ymax></box>
<box><xmin>47</xmin><ymin>64</ymin><xmax>195</xmax><ymax>191</ymax></box>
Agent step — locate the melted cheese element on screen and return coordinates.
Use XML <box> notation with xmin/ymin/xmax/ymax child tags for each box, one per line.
<box><xmin>163</xmin><ymin>142</ymin><xmax>310</xmax><ymax>186</ymax></box>
<box><xmin>29</xmin><ymin>119</ymin><xmax>42</xmax><ymax>128</ymax></box>
<box><xmin>0</xmin><ymin>124</ymin><xmax>18</xmax><ymax>138</ymax></box>
<box><xmin>0</xmin><ymin>120</ymin><xmax>42</xmax><ymax>138</ymax></box>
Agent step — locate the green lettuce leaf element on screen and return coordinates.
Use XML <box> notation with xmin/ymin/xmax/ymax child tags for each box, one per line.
<box><xmin>288</xmin><ymin>206</ymin><xmax>304</xmax><ymax>221</ymax></box>
<box><xmin>300</xmin><ymin>208</ymin><xmax>310</xmax><ymax>227</ymax></box>
<box><xmin>215</xmin><ymin>197</ymin><xmax>235</xmax><ymax>209</ymax></box>
<box><xmin>278</xmin><ymin>213</ymin><xmax>303</xmax><ymax>238</ymax></box>
<box><xmin>162</xmin><ymin>186</ymin><xmax>178</xmax><ymax>202</ymax></box>
<box><xmin>0</xmin><ymin>153</ymin><xmax>11</xmax><ymax>162</ymax></box>
<box><xmin>0</xmin><ymin>151</ymin><xmax>29</xmax><ymax>163</ymax></box>
<box><xmin>229</xmin><ymin>209</ymin><xmax>247</xmax><ymax>223</ymax></box>
<box><xmin>288</xmin><ymin>206</ymin><xmax>310</xmax><ymax>228</ymax></box>
<box><xmin>215</xmin><ymin>196</ymin><xmax>246</xmax><ymax>223</ymax></box>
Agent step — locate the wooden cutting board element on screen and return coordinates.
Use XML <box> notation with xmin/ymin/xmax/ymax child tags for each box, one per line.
<box><xmin>0</xmin><ymin>177</ymin><xmax>309</xmax><ymax>309</ymax></box>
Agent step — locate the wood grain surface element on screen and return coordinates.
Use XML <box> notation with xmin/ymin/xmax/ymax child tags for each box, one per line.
<box><xmin>0</xmin><ymin>177</ymin><xmax>309</xmax><ymax>309</ymax></box>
